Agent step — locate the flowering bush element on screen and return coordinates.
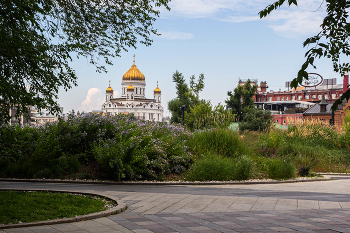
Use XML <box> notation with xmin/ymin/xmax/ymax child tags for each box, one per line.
<box><xmin>93</xmin><ymin>118</ymin><xmax>194</xmax><ymax>181</ymax></box>
<box><xmin>0</xmin><ymin>113</ymin><xmax>194</xmax><ymax>180</ymax></box>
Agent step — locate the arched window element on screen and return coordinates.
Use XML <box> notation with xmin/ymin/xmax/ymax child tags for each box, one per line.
<box><xmin>109</xmin><ymin>104</ymin><xmax>111</xmax><ymax>107</ymax></box>
<box><xmin>136</xmin><ymin>88</ymin><xmax>138</xmax><ymax>94</ymax></box>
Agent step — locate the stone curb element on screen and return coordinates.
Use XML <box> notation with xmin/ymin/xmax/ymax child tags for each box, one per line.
<box><xmin>0</xmin><ymin>177</ymin><xmax>332</xmax><ymax>186</ymax></box>
<box><xmin>0</xmin><ymin>188</ymin><xmax>127</xmax><ymax>230</ymax></box>
<box><xmin>319</xmin><ymin>173</ymin><xmax>350</xmax><ymax>176</ymax></box>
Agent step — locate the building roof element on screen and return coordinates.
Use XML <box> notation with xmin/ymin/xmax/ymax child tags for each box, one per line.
<box><xmin>122</xmin><ymin>62</ymin><xmax>145</xmax><ymax>81</ymax></box>
<box><xmin>106</xmin><ymin>84</ymin><xmax>113</xmax><ymax>93</ymax></box>
<box><xmin>303</xmin><ymin>103</ymin><xmax>333</xmax><ymax>115</ymax></box>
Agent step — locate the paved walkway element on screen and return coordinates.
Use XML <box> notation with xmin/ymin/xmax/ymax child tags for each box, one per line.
<box><xmin>1</xmin><ymin>175</ymin><xmax>350</xmax><ymax>233</ymax></box>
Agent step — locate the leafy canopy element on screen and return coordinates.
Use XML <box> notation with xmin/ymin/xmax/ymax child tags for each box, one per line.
<box><xmin>0</xmin><ymin>0</ymin><xmax>170</xmax><ymax>122</ymax></box>
<box><xmin>168</xmin><ymin>71</ymin><xmax>205</xmax><ymax>123</ymax></box>
<box><xmin>225</xmin><ymin>80</ymin><xmax>257</xmax><ymax>121</ymax></box>
<box><xmin>260</xmin><ymin>0</ymin><xmax>350</xmax><ymax>110</ymax></box>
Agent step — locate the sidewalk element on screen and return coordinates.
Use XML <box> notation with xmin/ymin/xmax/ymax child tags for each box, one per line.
<box><xmin>1</xmin><ymin>175</ymin><xmax>350</xmax><ymax>232</ymax></box>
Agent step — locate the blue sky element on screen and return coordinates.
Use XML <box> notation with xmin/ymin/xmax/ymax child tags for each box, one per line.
<box><xmin>58</xmin><ymin>0</ymin><xmax>341</xmax><ymax>116</ymax></box>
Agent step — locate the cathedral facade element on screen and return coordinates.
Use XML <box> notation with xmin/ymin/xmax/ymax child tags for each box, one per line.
<box><xmin>102</xmin><ymin>57</ymin><xmax>164</xmax><ymax>122</ymax></box>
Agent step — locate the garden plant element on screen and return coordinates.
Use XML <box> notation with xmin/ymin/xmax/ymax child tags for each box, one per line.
<box><xmin>1</xmin><ymin>110</ymin><xmax>349</xmax><ymax>181</ymax></box>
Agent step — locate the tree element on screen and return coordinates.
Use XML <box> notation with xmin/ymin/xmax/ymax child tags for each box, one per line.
<box><xmin>189</xmin><ymin>73</ymin><xmax>205</xmax><ymax>105</ymax></box>
<box><xmin>260</xmin><ymin>0</ymin><xmax>350</xmax><ymax>110</ymax></box>
<box><xmin>225</xmin><ymin>80</ymin><xmax>257</xmax><ymax>121</ymax></box>
<box><xmin>168</xmin><ymin>71</ymin><xmax>205</xmax><ymax>123</ymax></box>
<box><xmin>239</xmin><ymin>108</ymin><xmax>273</xmax><ymax>132</ymax></box>
<box><xmin>0</xmin><ymin>0</ymin><xmax>170</xmax><ymax>122</ymax></box>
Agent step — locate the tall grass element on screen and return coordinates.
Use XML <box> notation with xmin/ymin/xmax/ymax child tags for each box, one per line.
<box><xmin>185</xmin><ymin>154</ymin><xmax>253</xmax><ymax>181</ymax></box>
<box><xmin>260</xmin><ymin>118</ymin><xmax>350</xmax><ymax>173</ymax></box>
<box><xmin>188</xmin><ymin>128</ymin><xmax>246</xmax><ymax>157</ymax></box>
<box><xmin>267</xmin><ymin>159</ymin><xmax>295</xmax><ymax>180</ymax></box>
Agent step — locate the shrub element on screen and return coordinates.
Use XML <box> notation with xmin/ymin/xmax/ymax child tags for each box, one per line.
<box><xmin>185</xmin><ymin>155</ymin><xmax>253</xmax><ymax>181</ymax></box>
<box><xmin>0</xmin><ymin>113</ymin><xmax>194</xmax><ymax>180</ymax></box>
<box><xmin>239</xmin><ymin>108</ymin><xmax>273</xmax><ymax>132</ymax></box>
<box><xmin>267</xmin><ymin>159</ymin><xmax>295</xmax><ymax>180</ymax></box>
<box><xmin>93</xmin><ymin>120</ymin><xmax>194</xmax><ymax>181</ymax></box>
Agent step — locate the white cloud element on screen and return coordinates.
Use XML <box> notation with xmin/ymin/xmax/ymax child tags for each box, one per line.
<box><xmin>162</xmin><ymin>0</ymin><xmax>326</xmax><ymax>38</ymax></box>
<box><xmin>78</xmin><ymin>88</ymin><xmax>105</xmax><ymax>112</ymax></box>
<box><xmin>265</xmin><ymin>10</ymin><xmax>324</xmax><ymax>37</ymax></box>
<box><xmin>159</xmin><ymin>31</ymin><xmax>194</xmax><ymax>40</ymax></box>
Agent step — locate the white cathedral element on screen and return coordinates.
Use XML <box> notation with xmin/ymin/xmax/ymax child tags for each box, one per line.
<box><xmin>102</xmin><ymin>56</ymin><xmax>164</xmax><ymax>122</ymax></box>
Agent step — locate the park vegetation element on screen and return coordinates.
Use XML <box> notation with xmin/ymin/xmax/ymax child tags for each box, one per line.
<box><xmin>0</xmin><ymin>110</ymin><xmax>349</xmax><ymax>181</ymax></box>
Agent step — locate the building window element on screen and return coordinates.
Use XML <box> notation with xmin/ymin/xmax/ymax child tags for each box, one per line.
<box><xmin>312</xmin><ymin>94</ymin><xmax>316</xmax><ymax>98</ymax></box>
<box><xmin>143</xmin><ymin>113</ymin><xmax>145</xmax><ymax>120</ymax></box>
<box><xmin>127</xmin><ymin>94</ymin><xmax>129</xmax><ymax>99</ymax></box>
<box><xmin>292</xmin><ymin>96</ymin><xmax>295</xmax><ymax>101</ymax></box>
<box><xmin>158</xmin><ymin>114</ymin><xmax>159</xmax><ymax>121</ymax></box>
<box><xmin>298</xmin><ymin>96</ymin><xmax>302</xmax><ymax>100</ymax></box>
<box><xmin>283</xmin><ymin>120</ymin><xmax>286</xmax><ymax>124</ymax></box>
<box><xmin>318</xmin><ymin>95</ymin><xmax>322</xmax><ymax>99</ymax></box>
<box><xmin>158</xmin><ymin>96</ymin><xmax>160</xmax><ymax>101</ymax></box>
<box><xmin>305</xmin><ymin>95</ymin><xmax>309</xmax><ymax>99</ymax></box>
<box><xmin>332</xmin><ymin>93</ymin><xmax>336</xmax><ymax>99</ymax></box>
<box><xmin>286</xmin><ymin>97</ymin><xmax>289</xmax><ymax>101</ymax></box>
<box><xmin>277</xmin><ymin>97</ymin><xmax>280</xmax><ymax>101</ymax></box>
<box><xmin>325</xmin><ymin>94</ymin><xmax>328</xmax><ymax>99</ymax></box>
<box><xmin>136</xmin><ymin>88</ymin><xmax>138</xmax><ymax>94</ymax></box>
<box><xmin>109</xmin><ymin>104</ymin><xmax>111</xmax><ymax>107</ymax></box>
<box><xmin>281</xmin><ymin>97</ymin><xmax>284</xmax><ymax>101</ymax></box>
<box><xmin>259</xmin><ymin>98</ymin><xmax>262</xmax><ymax>102</ymax></box>
<box><xmin>269</xmin><ymin>97</ymin><xmax>272</xmax><ymax>101</ymax></box>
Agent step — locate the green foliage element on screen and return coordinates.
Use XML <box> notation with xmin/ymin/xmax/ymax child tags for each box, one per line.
<box><xmin>0</xmin><ymin>0</ymin><xmax>170</xmax><ymax>121</ymax></box>
<box><xmin>184</xmin><ymin>101</ymin><xmax>235</xmax><ymax>131</ymax></box>
<box><xmin>239</xmin><ymin>108</ymin><xmax>273</xmax><ymax>132</ymax></box>
<box><xmin>189</xmin><ymin>73</ymin><xmax>205</xmax><ymax>105</ymax></box>
<box><xmin>0</xmin><ymin>113</ymin><xmax>194</xmax><ymax>180</ymax></box>
<box><xmin>0</xmin><ymin>191</ymin><xmax>110</xmax><ymax>224</ymax></box>
<box><xmin>185</xmin><ymin>155</ymin><xmax>253</xmax><ymax>181</ymax></box>
<box><xmin>168</xmin><ymin>71</ymin><xmax>194</xmax><ymax>123</ymax></box>
<box><xmin>93</xmin><ymin>121</ymin><xmax>195</xmax><ymax>181</ymax></box>
<box><xmin>226</xmin><ymin>80</ymin><xmax>257</xmax><ymax>121</ymax></box>
<box><xmin>260</xmin><ymin>0</ymin><xmax>350</xmax><ymax>110</ymax></box>
<box><xmin>267</xmin><ymin>159</ymin><xmax>296</xmax><ymax>180</ymax></box>
<box><xmin>188</xmin><ymin>128</ymin><xmax>246</xmax><ymax>157</ymax></box>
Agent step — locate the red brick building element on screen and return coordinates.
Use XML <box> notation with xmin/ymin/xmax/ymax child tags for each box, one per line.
<box><xmin>237</xmin><ymin>75</ymin><xmax>349</xmax><ymax>125</ymax></box>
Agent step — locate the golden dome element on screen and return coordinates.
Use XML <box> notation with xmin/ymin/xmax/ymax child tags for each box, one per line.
<box><xmin>122</xmin><ymin>63</ymin><xmax>145</xmax><ymax>81</ymax></box>
<box><xmin>106</xmin><ymin>84</ymin><xmax>113</xmax><ymax>93</ymax></box>
<box><xmin>154</xmin><ymin>82</ymin><xmax>161</xmax><ymax>94</ymax></box>
<box><xmin>127</xmin><ymin>83</ymin><xmax>134</xmax><ymax>91</ymax></box>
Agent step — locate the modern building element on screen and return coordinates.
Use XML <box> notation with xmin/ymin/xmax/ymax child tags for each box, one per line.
<box><xmin>102</xmin><ymin>56</ymin><xmax>164</xmax><ymax>121</ymax></box>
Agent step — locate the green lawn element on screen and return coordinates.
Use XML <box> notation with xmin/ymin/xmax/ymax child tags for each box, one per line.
<box><xmin>0</xmin><ymin>191</ymin><xmax>112</xmax><ymax>225</ymax></box>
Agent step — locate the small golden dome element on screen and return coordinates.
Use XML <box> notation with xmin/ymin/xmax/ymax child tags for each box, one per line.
<box><xmin>123</xmin><ymin>63</ymin><xmax>145</xmax><ymax>81</ymax></box>
<box><xmin>106</xmin><ymin>84</ymin><xmax>113</xmax><ymax>93</ymax></box>
<box><xmin>154</xmin><ymin>84</ymin><xmax>161</xmax><ymax>94</ymax></box>
<box><xmin>127</xmin><ymin>83</ymin><xmax>134</xmax><ymax>91</ymax></box>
